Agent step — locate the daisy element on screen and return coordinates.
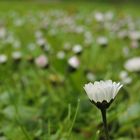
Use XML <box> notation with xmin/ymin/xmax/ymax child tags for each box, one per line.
<box><xmin>35</xmin><ymin>55</ymin><xmax>49</xmax><ymax>68</ymax></box>
<box><xmin>72</xmin><ymin>44</ymin><xmax>83</xmax><ymax>55</ymax></box>
<box><xmin>68</xmin><ymin>56</ymin><xmax>80</xmax><ymax>72</ymax></box>
<box><xmin>0</xmin><ymin>54</ymin><xmax>8</xmax><ymax>64</ymax></box>
<box><xmin>124</xmin><ymin>57</ymin><xmax>140</xmax><ymax>72</ymax></box>
<box><xmin>84</xmin><ymin>80</ymin><xmax>123</xmax><ymax>140</ymax></box>
<box><xmin>84</xmin><ymin>80</ymin><xmax>122</xmax><ymax>106</ymax></box>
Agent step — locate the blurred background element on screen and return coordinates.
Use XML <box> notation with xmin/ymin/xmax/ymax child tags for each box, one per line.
<box><xmin>0</xmin><ymin>0</ymin><xmax>140</xmax><ymax>140</ymax></box>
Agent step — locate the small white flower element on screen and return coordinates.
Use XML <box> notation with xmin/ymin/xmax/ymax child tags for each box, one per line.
<box><xmin>68</xmin><ymin>56</ymin><xmax>80</xmax><ymax>69</ymax></box>
<box><xmin>72</xmin><ymin>44</ymin><xmax>83</xmax><ymax>54</ymax></box>
<box><xmin>57</xmin><ymin>51</ymin><xmax>65</xmax><ymax>59</ymax></box>
<box><xmin>0</xmin><ymin>27</ymin><xmax>6</xmax><ymax>39</ymax></box>
<box><xmin>124</xmin><ymin>57</ymin><xmax>140</xmax><ymax>72</ymax></box>
<box><xmin>12</xmin><ymin>51</ymin><xmax>22</xmax><ymax>60</ymax></box>
<box><xmin>84</xmin><ymin>80</ymin><xmax>122</xmax><ymax>103</ymax></box>
<box><xmin>129</xmin><ymin>31</ymin><xmax>140</xmax><ymax>41</ymax></box>
<box><xmin>119</xmin><ymin>71</ymin><xmax>132</xmax><ymax>85</ymax></box>
<box><xmin>119</xmin><ymin>71</ymin><xmax>128</xmax><ymax>79</ymax></box>
<box><xmin>97</xmin><ymin>36</ymin><xmax>108</xmax><ymax>46</ymax></box>
<box><xmin>94</xmin><ymin>12</ymin><xmax>104</xmax><ymax>22</ymax></box>
<box><xmin>86</xmin><ymin>72</ymin><xmax>96</xmax><ymax>81</ymax></box>
<box><xmin>0</xmin><ymin>54</ymin><xmax>8</xmax><ymax>64</ymax></box>
<box><xmin>35</xmin><ymin>55</ymin><xmax>49</xmax><ymax>68</ymax></box>
<box><xmin>104</xmin><ymin>12</ymin><xmax>114</xmax><ymax>21</ymax></box>
<box><xmin>37</xmin><ymin>38</ymin><xmax>46</xmax><ymax>47</ymax></box>
<box><xmin>35</xmin><ymin>31</ymin><xmax>43</xmax><ymax>39</ymax></box>
<box><xmin>13</xmin><ymin>40</ymin><xmax>21</xmax><ymax>48</ymax></box>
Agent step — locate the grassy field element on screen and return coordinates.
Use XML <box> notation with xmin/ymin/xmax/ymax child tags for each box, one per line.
<box><xmin>0</xmin><ymin>1</ymin><xmax>140</xmax><ymax>140</ymax></box>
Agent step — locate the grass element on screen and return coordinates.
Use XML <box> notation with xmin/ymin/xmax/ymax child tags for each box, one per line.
<box><xmin>0</xmin><ymin>1</ymin><xmax>140</xmax><ymax>140</ymax></box>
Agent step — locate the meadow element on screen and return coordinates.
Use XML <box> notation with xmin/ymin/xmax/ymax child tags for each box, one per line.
<box><xmin>0</xmin><ymin>1</ymin><xmax>140</xmax><ymax>140</ymax></box>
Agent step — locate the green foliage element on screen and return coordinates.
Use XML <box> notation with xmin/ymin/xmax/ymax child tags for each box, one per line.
<box><xmin>0</xmin><ymin>1</ymin><xmax>139</xmax><ymax>140</ymax></box>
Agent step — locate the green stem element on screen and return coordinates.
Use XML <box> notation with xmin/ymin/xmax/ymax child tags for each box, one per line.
<box><xmin>101</xmin><ymin>109</ymin><xmax>110</xmax><ymax>140</ymax></box>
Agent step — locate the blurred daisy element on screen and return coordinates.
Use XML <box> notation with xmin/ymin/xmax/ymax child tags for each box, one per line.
<box><xmin>104</xmin><ymin>12</ymin><xmax>114</xmax><ymax>21</ymax></box>
<box><xmin>72</xmin><ymin>44</ymin><xmax>83</xmax><ymax>55</ymax></box>
<box><xmin>130</xmin><ymin>40</ymin><xmax>139</xmax><ymax>48</ymax></box>
<box><xmin>117</xmin><ymin>30</ymin><xmax>128</xmax><ymax>39</ymax></box>
<box><xmin>86</xmin><ymin>72</ymin><xmax>96</xmax><ymax>82</ymax></box>
<box><xmin>37</xmin><ymin>38</ymin><xmax>46</xmax><ymax>47</ymax></box>
<box><xmin>124</xmin><ymin>57</ymin><xmax>140</xmax><ymax>72</ymax></box>
<box><xmin>94</xmin><ymin>12</ymin><xmax>104</xmax><ymax>22</ymax></box>
<box><xmin>57</xmin><ymin>51</ymin><xmax>65</xmax><ymax>60</ymax></box>
<box><xmin>129</xmin><ymin>31</ymin><xmax>140</xmax><ymax>41</ymax></box>
<box><xmin>35</xmin><ymin>30</ymin><xmax>43</xmax><ymax>39</ymax></box>
<box><xmin>119</xmin><ymin>71</ymin><xmax>132</xmax><ymax>85</ymax></box>
<box><xmin>12</xmin><ymin>51</ymin><xmax>22</xmax><ymax>62</ymax></box>
<box><xmin>0</xmin><ymin>54</ymin><xmax>8</xmax><ymax>64</ymax></box>
<box><xmin>0</xmin><ymin>27</ymin><xmax>6</xmax><ymax>39</ymax></box>
<box><xmin>35</xmin><ymin>55</ymin><xmax>49</xmax><ymax>68</ymax></box>
<box><xmin>68</xmin><ymin>56</ymin><xmax>80</xmax><ymax>72</ymax></box>
<box><xmin>13</xmin><ymin>40</ymin><xmax>21</xmax><ymax>49</ymax></box>
<box><xmin>97</xmin><ymin>36</ymin><xmax>108</xmax><ymax>47</ymax></box>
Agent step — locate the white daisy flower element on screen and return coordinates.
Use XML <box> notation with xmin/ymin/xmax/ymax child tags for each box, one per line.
<box><xmin>119</xmin><ymin>71</ymin><xmax>132</xmax><ymax>85</ymax></box>
<box><xmin>0</xmin><ymin>27</ymin><xmax>6</xmax><ymax>39</ymax></box>
<box><xmin>68</xmin><ymin>56</ymin><xmax>80</xmax><ymax>69</ymax></box>
<box><xmin>129</xmin><ymin>31</ymin><xmax>140</xmax><ymax>41</ymax></box>
<box><xmin>124</xmin><ymin>57</ymin><xmax>140</xmax><ymax>72</ymax></box>
<box><xmin>86</xmin><ymin>72</ymin><xmax>96</xmax><ymax>81</ymax></box>
<box><xmin>97</xmin><ymin>36</ymin><xmax>108</xmax><ymax>47</ymax></box>
<box><xmin>57</xmin><ymin>51</ymin><xmax>65</xmax><ymax>60</ymax></box>
<box><xmin>84</xmin><ymin>80</ymin><xmax>122</xmax><ymax>103</ymax></box>
<box><xmin>0</xmin><ymin>54</ymin><xmax>8</xmax><ymax>64</ymax></box>
<box><xmin>72</xmin><ymin>44</ymin><xmax>83</xmax><ymax>55</ymax></box>
<box><xmin>94</xmin><ymin>12</ymin><xmax>104</xmax><ymax>22</ymax></box>
<box><xmin>35</xmin><ymin>55</ymin><xmax>49</xmax><ymax>68</ymax></box>
<box><xmin>12</xmin><ymin>51</ymin><xmax>22</xmax><ymax>61</ymax></box>
<box><xmin>37</xmin><ymin>38</ymin><xmax>46</xmax><ymax>47</ymax></box>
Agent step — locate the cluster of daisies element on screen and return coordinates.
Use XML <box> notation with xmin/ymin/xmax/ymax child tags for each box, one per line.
<box><xmin>0</xmin><ymin>10</ymin><xmax>140</xmax><ymax>86</ymax></box>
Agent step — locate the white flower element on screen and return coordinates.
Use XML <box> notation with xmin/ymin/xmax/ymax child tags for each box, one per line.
<box><xmin>68</xmin><ymin>56</ymin><xmax>80</xmax><ymax>69</ymax></box>
<box><xmin>129</xmin><ymin>31</ymin><xmax>140</xmax><ymax>41</ymax></box>
<box><xmin>119</xmin><ymin>71</ymin><xmax>132</xmax><ymax>85</ymax></box>
<box><xmin>86</xmin><ymin>72</ymin><xmax>96</xmax><ymax>81</ymax></box>
<box><xmin>84</xmin><ymin>80</ymin><xmax>122</xmax><ymax>103</ymax></box>
<box><xmin>12</xmin><ymin>51</ymin><xmax>22</xmax><ymax>60</ymax></box>
<box><xmin>72</xmin><ymin>44</ymin><xmax>83</xmax><ymax>54</ymax></box>
<box><xmin>37</xmin><ymin>38</ymin><xmax>46</xmax><ymax>46</ymax></box>
<box><xmin>0</xmin><ymin>54</ymin><xmax>8</xmax><ymax>64</ymax></box>
<box><xmin>104</xmin><ymin>12</ymin><xmax>114</xmax><ymax>21</ymax></box>
<box><xmin>0</xmin><ymin>27</ymin><xmax>6</xmax><ymax>39</ymax></box>
<box><xmin>13</xmin><ymin>40</ymin><xmax>21</xmax><ymax>48</ymax></box>
<box><xmin>94</xmin><ymin>12</ymin><xmax>104</xmax><ymax>22</ymax></box>
<box><xmin>35</xmin><ymin>55</ymin><xmax>49</xmax><ymax>68</ymax></box>
<box><xmin>97</xmin><ymin>36</ymin><xmax>108</xmax><ymax>46</ymax></box>
<box><xmin>124</xmin><ymin>57</ymin><xmax>140</xmax><ymax>72</ymax></box>
<box><xmin>57</xmin><ymin>51</ymin><xmax>65</xmax><ymax>59</ymax></box>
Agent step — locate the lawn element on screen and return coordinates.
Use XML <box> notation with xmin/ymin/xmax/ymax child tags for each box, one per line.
<box><xmin>0</xmin><ymin>1</ymin><xmax>140</xmax><ymax>140</ymax></box>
